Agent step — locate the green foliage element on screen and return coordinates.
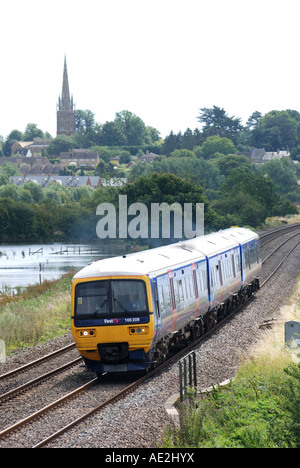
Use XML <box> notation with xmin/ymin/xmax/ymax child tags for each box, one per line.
<box><xmin>211</xmin><ymin>168</ymin><xmax>281</xmax><ymax>228</ymax></box>
<box><xmin>0</xmin><ymin>105</ymin><xmax>299</xmax><ymax>241</ymax></box>
<box><xmin>163</xmin><ymin>361</ymin><xmax>300</xmax><ymax>448</ymax></box>
<box><xmin>201</xmin><ymin>135</ymin><xmax>236</xmax><ymax>159</ymax></box>
<box><xmin>120</xmin><ymin>172</ymin><xmax>215</xmax><ymax>242</ymax></box>
<box><xmin>284</xmin><ymin>363</ymin><xmax>300</xmax><ymax>445</ymax></box>
<box><xmin>0</xmin><ymin>272</ymin><xmax>73</xmax><ymax>351</ymax></box>
<box><xmin>197</xmin><ymin>105</ymin><xmax>243</xmax><ymax>144</ymax></box>
<box><xmin>252</xmin><ymin>110</ymin><xmax>300</xmax><ymax>150</ymax></box>
<box><xmin>128</xmin><ymin>156</ymin><xmax>224</xmax><ymax>191</ymax></box>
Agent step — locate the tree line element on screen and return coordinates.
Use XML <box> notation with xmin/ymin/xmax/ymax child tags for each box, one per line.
<box><xmin>0</xmin><ymin>105</ymin><xmax>299</xmax><ymax>244</ymax></box>
<box><xmin>2</xmin><ymin>106</ymin><xmax>300</xmax><ymax>159</ymax></box>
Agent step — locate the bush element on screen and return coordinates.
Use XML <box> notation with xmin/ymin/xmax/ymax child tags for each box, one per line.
<box><xmin>163</xmin><ymin>361</ymin><xmax>299</xmax><ymax>448</ymax></box>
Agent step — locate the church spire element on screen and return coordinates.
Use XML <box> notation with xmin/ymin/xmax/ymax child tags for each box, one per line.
<box><xmin>59</xmin><ymin>55</ymin><xmax>74</xmax><ymax>112</ymax></box>
<box><xmin>57</xmin><ymin>56</ymin><xmax>76</xmax><ymax>136</ymax></box>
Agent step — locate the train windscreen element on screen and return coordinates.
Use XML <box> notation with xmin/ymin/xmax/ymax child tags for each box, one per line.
<box><xmin>75</xmin><ymin>279</ymin><xmax>148</xmax><ymax>319</ymax></box>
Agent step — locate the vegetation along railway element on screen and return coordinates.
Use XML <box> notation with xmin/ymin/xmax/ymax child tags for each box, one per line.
<box><xmin>0</xmin><ymin>223</ymin><xmax>299</xmax><ymax>448</ymax></box>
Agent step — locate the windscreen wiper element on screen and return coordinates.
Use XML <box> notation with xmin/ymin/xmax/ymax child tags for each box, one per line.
<box><xmin>113</xmin><ymin>297</ymin><xmax>129</xmax><ymax>313</ymax></box>
<box><xmin>94</xmin><ymin>298</ymin><xmax>108</xmax><ymax>315</ymax></box>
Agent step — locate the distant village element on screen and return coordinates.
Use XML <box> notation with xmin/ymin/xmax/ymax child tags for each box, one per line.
<box><xmin>0</xmin><ymin>57</ymin><xmax>298</xmax><ymax>190</ymax></box>
<box><xmin>0</xmin><ymin>136</ymin><xmax>292</xmax><ymax>189</ymax></box>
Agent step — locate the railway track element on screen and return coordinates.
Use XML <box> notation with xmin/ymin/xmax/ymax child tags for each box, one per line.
<box><xmin>0</xmin><ymin>223</ymin><xmax>299</xmax><ymax>448</ymax></box>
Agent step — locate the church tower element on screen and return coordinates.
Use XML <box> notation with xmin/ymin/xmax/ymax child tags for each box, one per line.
<box><xmin>57</xmin><ymin>56</ymin><xmax>76</xmax><ymax>136</ymax></box>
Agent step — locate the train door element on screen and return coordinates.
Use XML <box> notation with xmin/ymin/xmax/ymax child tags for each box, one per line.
<box><xmin>168</xmin><ymin>271</ymin><xmax>177</xmax><ymax>332</ymax></box>
<box><xmin>241</xmin><ymin>242</ymin><xmax>250</xmax><ymax>285</ymax></box>
<box><xmin>151</xmin><ymin>278</ymin><xmax>162</xmax><ymax>335</ymax></box>
<box><xmin>208</xmin><ymin>255</ymin><xmax>222</xmax><ymax>308</ymax></box>
<box><xmin>195</xmin><ymin>259</ymin><xmax>209</xmax><ymax>315</ymax></box>
<box><xmin>192</xmin><ymin>263</ymin><xmax>200</xmax><ymax>319</ymax></box>
<box><xmin>156</xmin><ymin>273</ymin><xmax>173</xmax><ymax>334</ymax></box>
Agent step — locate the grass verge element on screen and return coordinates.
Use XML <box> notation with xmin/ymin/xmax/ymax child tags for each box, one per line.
<box><xmin>0</xmin><ymin>271</ymin><xmax>74</xmax><ymax>353</ymax></box>
<box><xmin>162</xmin><ymin>280</ymin><xmax>300</xmax><ymax>448</ymax></box>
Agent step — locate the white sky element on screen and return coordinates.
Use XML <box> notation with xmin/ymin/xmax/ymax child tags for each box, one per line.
<box><xmin>1</xmin><ymin>0</ymin><xmax>300</xmax><ymax>140</ymax></box>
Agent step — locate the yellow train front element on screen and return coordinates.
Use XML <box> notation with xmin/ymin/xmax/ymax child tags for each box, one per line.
<box><xmin>71</xmin><ymin>256</ymin><xmax>155</xmax><ymax>373</ymax></box>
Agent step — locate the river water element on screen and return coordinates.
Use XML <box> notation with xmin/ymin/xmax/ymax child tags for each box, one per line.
<box><xmin>0</xmin><ymin>243</ymin><xmax>125</xmax><ymax>294</ymax></box>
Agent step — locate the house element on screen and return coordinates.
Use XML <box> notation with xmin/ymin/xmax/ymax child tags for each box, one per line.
<box><xmin>11</xmin><ymin>175</ymin><xmax>101</xmax><ymax>188</ymax></box>
<box><xmin>109</xmin><ymin>156</ymin><xmax>120</xmax><ymax>166</ymax></box>
<box><xmin>11</xmin><ymin>141</ymin><xmax>34</xmax><ymax>156</ymax></box>
<box><xmin>137</xmin><ymin>151</ymin><xmax>158</xmax><ymax>163</ymax></box>
<box><xmin>23</xmin><ymin>163</ymin><xmax>65</xmax><ymax>176</ymax></box>
<box><xmin>0</xmin><ymin>156</ymin><xmax>51</xmax><ymax>170</ymax></box>
<box><xmin>11</xmin><ymin>138</ymin><xmax>52</xmax><ymax>156</ymax></box>
<box><xmin>10</xmin><ymin>175</ymin><xmax>126</xmax><ymax>188</ymax></box>
<box><xmin>60</xmin><ymin>149</ymin><xmax>99</xmax><ymax>168</ymax></box>
<box><xmin>244</xmin><ymin>148</ymin><xmax>291</xmax><ymax>164</ymax></box>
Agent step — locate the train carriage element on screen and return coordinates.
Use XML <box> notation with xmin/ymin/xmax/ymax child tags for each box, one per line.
<box><xmin>71</xmin><ymin>227</ymin><xmax>262</xmax><ymax>374</ymax></box>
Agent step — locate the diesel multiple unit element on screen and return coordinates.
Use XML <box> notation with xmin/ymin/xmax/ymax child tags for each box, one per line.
<box><xmin>71</xmin><ymin>227</ymin><xmax>262</xmax><ymax>373</ymax></box>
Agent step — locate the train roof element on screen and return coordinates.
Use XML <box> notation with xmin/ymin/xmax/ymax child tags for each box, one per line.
<box><xmin>73</xmin><ymin>227</ymin><xmax>259</xmax><ymax>280</ymax></box>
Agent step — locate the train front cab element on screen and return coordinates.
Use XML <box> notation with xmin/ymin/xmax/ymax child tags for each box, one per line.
<box><xmin>71</xmin><ymin>275</ymin><xmax>155</xmax><ymax>373</ymax></box>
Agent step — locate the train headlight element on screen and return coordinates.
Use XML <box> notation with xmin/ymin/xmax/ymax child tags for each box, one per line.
<box><xmin>129</xmin><ymin>326</ymin><xmax>149</xmax><ymax>335</ymax></box>
<box><xmin>77</xmin><ymin>329</ymin><xmax>96</xmax><ymax>337</ymax></box>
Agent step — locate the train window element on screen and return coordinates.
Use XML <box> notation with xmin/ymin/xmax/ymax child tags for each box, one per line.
<box><xmin>75</xmin><ymin>281</ymin><xmax>109</xmax><ymax>317</ymax></box>
<box><xmin>165</xmin><ymin>284</ymin><xmax>171</xmax><ymax>309</ymax></box>
<box><xmin>112</xmin><ymin>280</ymin><xmax>148</xmax><ymax>313</ymax></box>
<box><xmin>231</xmin><ymin>252</ymin><xmax>236</xmax><ymax>278</ymax></box>
<box><xmin>256</xmin><ymin>241</ymin><xmax>262</xmax><ymax>263</ymax></box>
<box><xmin>249</xmin><ymin>243</ymin><xmax>256</xmax><ymax>266</ymax></box>
<box><xmin>74</xmin><ymin>279</ymin><xmax>148</xmax><ymax>320</ymax></box>
<box><xmin>210</xmin><ymin>269</ymin><xmax>214</xmax><ymax>288</ymax></box>
<box><xmin>197</xmin><ymin>271</ymin><xmax>202</xmax><ymax>293</ymax></box>
<box><xmin>243</xmin><ymin>245</ymin><xmax>250</xmax><ymax>270</ymax></box>
<box><xmin>185</xmin><ymin>276</ymin><xmax>192</xmax><ymax>298</ymax></box>
<box><xmin>203</xmin><ymin>270</ymin><xmax>208</xmax><ymax>291</ymax></box>
<box><xmin>235</xmin><ymin>252</ymin><xmax>241</xmax><ymax>273</ymax></box>
<box><xmin>177</xmin><ymin>279</ymin><xmax>184</xmax><ymax>302</ymax></box>
<box><xmin>159</xmin><ymin>285</ymin><xmax>165</xmax><ymax>313</ymax></box>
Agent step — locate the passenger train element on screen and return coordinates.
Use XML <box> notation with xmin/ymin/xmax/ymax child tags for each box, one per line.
<box><xmin>71</xmin><ymin>227</ymin><xmax>262</xmax><ymax>374</ymax></box>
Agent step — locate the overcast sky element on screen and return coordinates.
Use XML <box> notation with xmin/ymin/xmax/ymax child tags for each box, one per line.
<box><xmin>1</xmin><ymin>0</ymin><xmax>299</xmax><ymax>140</ymax></box>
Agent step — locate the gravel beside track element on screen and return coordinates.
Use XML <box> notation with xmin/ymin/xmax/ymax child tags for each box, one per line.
<box><xmin>1</xmin><ymin>230</ymin><xmax>300</xmax><ymax>448</ymax></box>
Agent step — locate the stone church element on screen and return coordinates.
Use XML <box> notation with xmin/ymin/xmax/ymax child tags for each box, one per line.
<box><xmin>57</xmin><ymin>56</ymin><xmax>76</xmax><ymax>136</ymax></box>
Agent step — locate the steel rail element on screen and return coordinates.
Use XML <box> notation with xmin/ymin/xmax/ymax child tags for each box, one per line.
<box><xmin>262</xmin><ymin>231</ymin><xmax>300</xmax><ymax>265</ymax></box>
<box><xmin>0</xmin><ymin>343</ymin><xmax>76</xmax><ymax>381</ymax></box>
<box><xmin>0</xmin><ymin>378</ymin><xmax>98</xmax><ymax>440</ymax></box>
<box><xmin>0</xmin><ymin>357</ymin><xmax>81</xmax><ymax>403</ymax></box>
<box><xmin>260</xmin><ymin>222</ymin><xmax>300</xmax><ymax>246</ymax></box>
<box><xmin>261</xmin><ymin>239</ymin><xmax>300</xmax><ymax>288</ymax></box>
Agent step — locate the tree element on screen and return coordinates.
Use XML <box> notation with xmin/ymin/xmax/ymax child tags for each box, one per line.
<box><xmin>201</xmin><ymin>135</ymin><xmax>236</xmax><ymax>158</ymax></box>
<box><xmin>215</xmin><ymin>154</ymin><xmax>251</xmax><ymax>177</ymax></box>
<box><xmin>171</xmin><ymin>149</ymin><xmax>196</xmax><ymax>158</ymax></box>
<box><xmin>251</xmin><ymin>110</ymin><xmax>298</xmax><ymax>150</ymax></box>
<box><xmin>114</xmin><ymin>110</ymin><xmax>147</xmax><ymax>145</ymax></box>
<box><xmin>163</xmin><ymin>131</ymin><xmax>180</xmax><ymax>156</ymax></box>
<box><xmin>145</xmin><ymin>126</ymin><xmax>161</xmax><ymax>145</ymax></box>
<box><xmin>257</xmin><ymin>158</ymin><xmax>297</xmax><ymax>195</ymax></box>
<box><xmin>197</xmin><ymin>106</ymin><xmax>243</xmax><ymax>144</ymax></box>
<box><xmin>120</xmin><ymin>172</ymin><xmax>215</xmax><ymax>241</ymax></box>
<box><xmin>47</xmin><ymin>135</ymin><xmax>79</xmax><ymax>155</ymax></box>
<box><xmin>76</xmin><ymin>109</ymin><xmax>96</xmax><ymax>134</ymax></box>
<box><xmin>214</xmin><ymin>168</ymin><xmax>279</xmax><ymax>226</ymax></box>
<box><xmin>98</xmin><ymin>121</ymin><xmax>126</xmax><ymax>146</ymax></box>
<box><xmin>246</xmin><ymin>111</ymin><xmax>262</xmax><ymax>130</ymax></box>
<box><xmin>23</xmin><ymin>123</ymin><xmax>44</xmax><ymax>140</ymax></box>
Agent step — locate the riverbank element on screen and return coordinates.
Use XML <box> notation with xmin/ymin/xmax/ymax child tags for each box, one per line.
<box><xmin>0</xmin><ymin>271</ymin><xmax>74</xmax><ymax>354</ymax></box>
